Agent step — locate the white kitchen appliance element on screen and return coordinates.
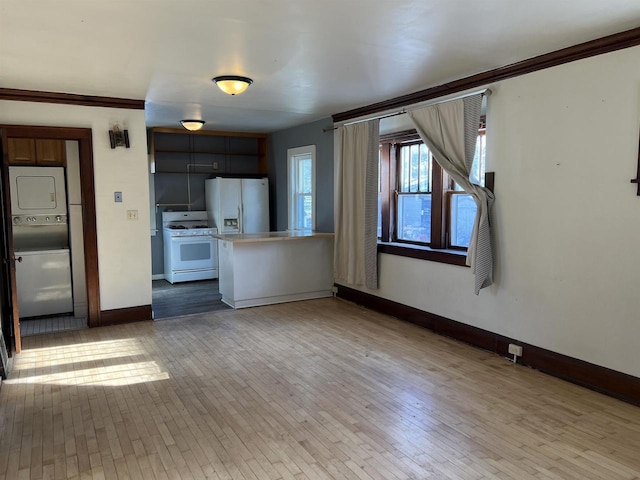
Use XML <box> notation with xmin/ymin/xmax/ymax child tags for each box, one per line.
<box><xmin>14</xmin><ymin>249</ymin><xmax>73</xmax><ymax>317</ymax></box>
<box><xmin>10</xmin><ymin>166</ymin><xmax>68</xmax><ymax>250</ymax></box>
<box><xmin>162</xmin><ymin>211</ymin><xmax>218</xmax><ymax>284</ymax></box>
<box><xmin>9</xmin><ymin>166</ymin><xmax>67</xmax><ymax>216</ymax></box>
<box><xmin>205</xmin><ymin>177</ymin><xmax>269</xmax><ymax>233</ymax></box>
<box><xmin>9</xmin><ymin>166</ymin><xmax>73</xmax><ymax>318</ymax></box>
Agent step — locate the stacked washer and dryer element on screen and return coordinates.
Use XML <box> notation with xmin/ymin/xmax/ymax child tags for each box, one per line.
<box><xmin>9</xmin><ymin>166</ymin><xmax>73</xmax><ymax>318</ymax></box>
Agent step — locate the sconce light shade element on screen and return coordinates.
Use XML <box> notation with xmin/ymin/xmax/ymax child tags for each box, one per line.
<box><xmin>212</xmin><ymin>75</ymin><xmax>253</xmax><ymax>95</ymax></box>
<box><xmin>180</xmin><ymin>120</ymin><xmax>205</xmax><ymax>131</ymax></box>
<box><xmin>109</xmin><ymin>123</ymin><xmax>130</xmax><ymax>149</ymax></box>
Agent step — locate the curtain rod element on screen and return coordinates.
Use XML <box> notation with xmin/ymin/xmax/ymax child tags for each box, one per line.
<box><xmin>323</xmin><ymin>88</ymin><xmax>491</xmax><ymax>132</ymax></box>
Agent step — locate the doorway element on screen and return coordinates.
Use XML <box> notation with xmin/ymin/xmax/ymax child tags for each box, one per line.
<box><xmin>11</xmin><ymin>140</ymin><xmax>89</xmax><ymax>338</ymax></box>
<box><xmin>0</xmin><ymin>125</ymin><xmax>100</xmax><ymax>356</ymax></box>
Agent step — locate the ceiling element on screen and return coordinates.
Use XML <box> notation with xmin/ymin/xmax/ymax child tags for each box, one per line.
<box><xmin>2</xmin><ymin>1</ymin><xmax>640</xmax><ymax>133</ymax></box>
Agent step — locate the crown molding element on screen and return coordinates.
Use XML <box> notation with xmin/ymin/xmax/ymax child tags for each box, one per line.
<box><xmin>0</xmin><ymin>88</ymin><xmax>145</xmax><ymax>110</ymax></box>
<box><xmin>333</xmin><ymin>26</ymin><xmax>640</xmax><ymax>123</ymax></box>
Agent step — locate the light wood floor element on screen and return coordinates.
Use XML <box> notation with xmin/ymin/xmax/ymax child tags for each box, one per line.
<box><xmin>1</xmin><ymin>298</ymin><xmax>639</xmax><ymax>480</ymax></box>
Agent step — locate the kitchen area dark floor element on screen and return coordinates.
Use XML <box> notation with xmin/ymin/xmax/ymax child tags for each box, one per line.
<box><xmin>152</xmin><ymin>279</ymin><xmax>230</xmax><ymax>319</ymax></box>
<box><xmin>20</xmin><ymin>315</ymin><xmax>86</xmax><ymax>337</ymax></box>
<box><xmin>19</xmin><ymin>279</ymin><xmax>227</xmax><ymax>338</ymax></box>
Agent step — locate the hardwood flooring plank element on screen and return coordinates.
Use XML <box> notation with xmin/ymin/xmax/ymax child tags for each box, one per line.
<box><xmin>2</xmin><ymin>298</ymin><xmax>640</xmax><ymax>479</ymax></box>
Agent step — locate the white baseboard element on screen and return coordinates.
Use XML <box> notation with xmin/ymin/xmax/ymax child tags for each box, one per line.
<box><xmin>152</xmin><ymin>274</ymin><xmax>166</xmax><ymax>281</ymax></box>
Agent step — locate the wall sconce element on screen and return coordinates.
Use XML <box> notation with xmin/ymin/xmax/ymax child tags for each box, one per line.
<box><xmin>212</xmin><ymin>75</ymin><xmax>253</xmax><ymax>95</ymax></box>
<box><xmin>180</xmin><ymin>120</ymin><xmax>205</xmax><ymax>131</ymax></box>
<box><xmin>109</xmin><ymin>124</ymin><xmax>130</xmax><ymax>149</ymax></box>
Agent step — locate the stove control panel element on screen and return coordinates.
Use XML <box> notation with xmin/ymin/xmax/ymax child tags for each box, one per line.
<box><xmin>164</xmin><ymin>227</ymin><xmax>213</xmax><ymax>236</ymax></box>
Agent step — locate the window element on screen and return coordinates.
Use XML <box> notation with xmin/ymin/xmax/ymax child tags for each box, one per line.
<box><xmin>378</xmin><ymin>125</ymin><xmax>486</xmax><ymax>258</ymax></box>
<box><xmin>287</xmin><ymin>145</ymin><xmax>316</xmax><ymax>230</ymax></box>
<box><xmin>449</xmin><ymin>132</ymin><xmax>486</xmax><ymax>248</ymax></box>
<box><xmin>397</xmin><ymin>142</ymin><xmax>433</xmax><ymax>243</ymax></box>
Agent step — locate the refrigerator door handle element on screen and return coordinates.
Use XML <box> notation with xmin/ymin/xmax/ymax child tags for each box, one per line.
<box><xmin>238</xmin><ymin>205</ymin><xmax>243</xmax><ymax>233</ymax></box>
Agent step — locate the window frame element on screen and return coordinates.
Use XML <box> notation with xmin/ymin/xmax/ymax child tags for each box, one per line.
<box><xmin>287</xmin><ymin>145</ymin><xmax>316</xmax><ymax>231</ymax></box>
<box><xmin>378</xmin><ymin>127</ymin><xmax>487</xmax><ymax>266</ymax></box>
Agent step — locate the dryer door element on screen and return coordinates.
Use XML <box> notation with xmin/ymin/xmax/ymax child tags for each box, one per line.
<box><xmin>9</xmin><ymin>166</ymin><xmax>67</xmax><ymax>216</ymax></box>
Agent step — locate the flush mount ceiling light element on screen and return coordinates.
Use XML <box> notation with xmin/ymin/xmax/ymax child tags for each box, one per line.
<box><xmin>180</xmin><ymin>120</ymin><xmax>205</xmax><ymax>131</ymax></box>
<box><xmin>212</xmin><ymin>75</ymin><xmax>253</xmax><ymax>95</ymax></box>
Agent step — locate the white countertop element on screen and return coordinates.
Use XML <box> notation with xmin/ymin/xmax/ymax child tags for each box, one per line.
<box><xmin>213</xmin><ymin>231</ymin><xmax>334</xmax><ymax>243</ymax></box>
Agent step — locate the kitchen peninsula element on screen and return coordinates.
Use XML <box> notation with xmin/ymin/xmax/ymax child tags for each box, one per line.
<box><xmin>215</xmin><ymin>231</ymin><xmax>334</xmax><ymax>309</ymax></box>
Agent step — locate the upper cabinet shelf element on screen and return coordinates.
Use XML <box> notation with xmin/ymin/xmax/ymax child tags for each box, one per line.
<box><xmin>154</xmin><ymin>148</ymin><xmax>260</xmax><ymax>156</ymax></box>
<box><xmin>6</xmin><ymin>138</ymin><xmax>66</xmax><ymax>166</ymax></box>
<box><xmin>147</xmin><ymin>127</ymin><xmax>268</xmax><ymax>176</ymax></box>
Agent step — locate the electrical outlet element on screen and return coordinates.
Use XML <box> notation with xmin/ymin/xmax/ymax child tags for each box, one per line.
<box><xmin>127</xmin><ymin>210</ymin><xmax>138</xmax><ymax>221</ymax></box>
<box><xmin>213</xmin><ymin>161</ymin><xmax>219</xmax><ymax>169</ymax></box>
<box><xmin>508</xmin><ymin>344</ymin><xmax>523</xmax><ymax>356</ymax></box>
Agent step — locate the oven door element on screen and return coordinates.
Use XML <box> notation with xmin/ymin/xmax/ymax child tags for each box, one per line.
<box><xmin>168</xmin><ymin>235</ymin><xmax>216</xmax><ymax>272</ymax></box>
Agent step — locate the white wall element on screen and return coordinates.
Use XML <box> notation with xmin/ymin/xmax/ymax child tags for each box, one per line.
<box><xmin>0</xmin><ymin>101</ymin><xmax>152</xmax><ymax>311</ymax></box>
<box><xmin>352</xmin><ymin>45</ymin><xmax>640</xmax><ymax>378</ymax></box>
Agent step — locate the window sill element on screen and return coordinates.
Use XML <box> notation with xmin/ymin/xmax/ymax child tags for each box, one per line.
<box><xmin>377</xmin><ymin>242</ymin><xmax>468</xmax><ymax>267</ymax></box>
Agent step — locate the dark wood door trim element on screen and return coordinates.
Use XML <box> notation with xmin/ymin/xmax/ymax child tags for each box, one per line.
<box><xmin>0</xmin><ymin>131</ymin><xmax>20</xmax><ymax>353</ymax></box>
<box><xmin>333</xmin><ymin>26</ymin><xmax>640</xmax><ymax>123</ymax></box>
<box><xmin>0</xmin><ymin>136</ymin><xmax>14</xmax><ymax>360</ymax></box>
<box><xmin>0</xmin><ymin>88</ymin><xmax>144</xmax><ymax>110</ymax></box>
<box><xmin>0</xmin><ymin>125</ymin><xmax>101</xmax><ymax>335</ymax></box>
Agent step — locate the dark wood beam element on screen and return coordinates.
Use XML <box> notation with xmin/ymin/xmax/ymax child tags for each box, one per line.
<box><xmin>0</xmin><ymin>88</ymin><xmax>144</xmax><ymax>110</ymax></box>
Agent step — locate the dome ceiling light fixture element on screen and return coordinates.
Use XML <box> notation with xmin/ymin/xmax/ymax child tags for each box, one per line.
<box><xmin>212</xmin><ymin>75</ymin><xmax>253</xmax><ymax>95</ymax></box>
<box><xmin>180</xmin><ymin>119</ymin><xmax>205</xmax><ymax>131</ymax></box>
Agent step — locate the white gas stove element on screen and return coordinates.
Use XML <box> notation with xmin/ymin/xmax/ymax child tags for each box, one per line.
<box><xmin>163</xmin><ymin>211</ymin><xmax>214</xmax><ymax>236</ymax></box>
<box><xmin>162</xmin><ymin>212</ymin><xmax>218</xmax><ymax>283</ymax></box>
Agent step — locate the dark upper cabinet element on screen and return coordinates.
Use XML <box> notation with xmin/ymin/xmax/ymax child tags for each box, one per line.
<box><xmin>148</xmin><ymin>128</ymin><xmax>268</xmax><ymax>176</ymax></box>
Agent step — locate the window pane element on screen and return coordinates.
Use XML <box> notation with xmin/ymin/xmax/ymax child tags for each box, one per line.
<box><xmin>450</xmin><ymin>194</ymin><xmax>477</xmax><ymax>248</ymax></box>
<box><xmin>303</xmin><ymin>195</ymin><xmax>312</xmax><ymax>228</ymax></box>
<box><xmin>378</xmin><ymin>151</ymin><xmax>382</xmax><ymax>237</ymax></box>
<box><xmin>296</xmin><ymin>194</ymin><xmax>313</xmax><ymax>229</ymax></box>
<box><xmin>378</xmin><ymin>150</ymin><xmax>382</xmax><ymax>193</ymax></box>
<box><xmin>471</xmin><ymin>133</ymin><xmax>486</xmax><ymax>186</ymax></box>
<box><xmin>400</xmin><ymin>146</ymin><xmax>410</xmax><ymax>192</ymax></box>
<box><xmin>410</xmin><ymin>144</ymin><xmax>420</xmax><ymax>193</ymax></box>
<box><xmin>455</xmin><ymin>134</ymin><xmax>485</xmax><ymax>191</ymax></box>
<box><xmin>298</xmin><ymin>157</ymin><xmax>312</xmax><ymax>193</ymax></box>
<box><xmin>377</xmin><ymin>193</ymin><xmax>382</xmax><ymax>238</ymax></box>
<box><xmin>397</xmin><ymin>194</ymin><xmax>431</xmax><ymax>243</ymax></box>
<box><xmin>400</xmin><ymin>144</ymin><xmax>431</xmax><ymax>193</ymax></box>
<box><xmin>288</xmin><ymin>145</ymin><xmax>315</xmax><ymax>231</ymax></box>
<box><xmin>419</xmin><ymin>144</ymin><xmax>431</xmax><ymax>192</ymax></box>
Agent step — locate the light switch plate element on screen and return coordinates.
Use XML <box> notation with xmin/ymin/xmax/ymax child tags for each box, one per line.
<box><xmin>127</xmin><ymin>210</ymin><xmax>138</xmax><ymax>221</ymax></box>
<box><xmin>114</xmin><ymin>191</ymin><xmax>123</xmax><ymax>203</ymax></box>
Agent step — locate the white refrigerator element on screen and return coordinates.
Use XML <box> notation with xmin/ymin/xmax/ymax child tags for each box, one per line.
<box><xmin>205</xmin><ymin>178</ymin><xmax>269</xmax><ymax>233</ymax></box>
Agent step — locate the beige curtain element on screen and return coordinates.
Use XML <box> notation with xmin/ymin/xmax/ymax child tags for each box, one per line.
<box><xmin>408</xmin><ymin>94</ymin><xmax>495</xmax><ymax>294</ymax></box>
<box><xmin>334</xmin><ymin>119</ymin><xmax>380</xmax><ymax>289</ymax></box>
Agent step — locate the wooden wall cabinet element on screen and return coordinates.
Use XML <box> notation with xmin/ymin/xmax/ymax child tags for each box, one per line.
<box><xmin>35</xmin><ymin>139</ymin><xmax>66</xmax><ymax>166</ymax></box>
<box><xmin>7</xmin><ymin>138</ymin><xmax>66</xmax><ymax>166</ymax></box>
<box><xmin>7</xmin><ymin>138</ymin><xmax>36</xmax><ymax>164</ymax></box>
